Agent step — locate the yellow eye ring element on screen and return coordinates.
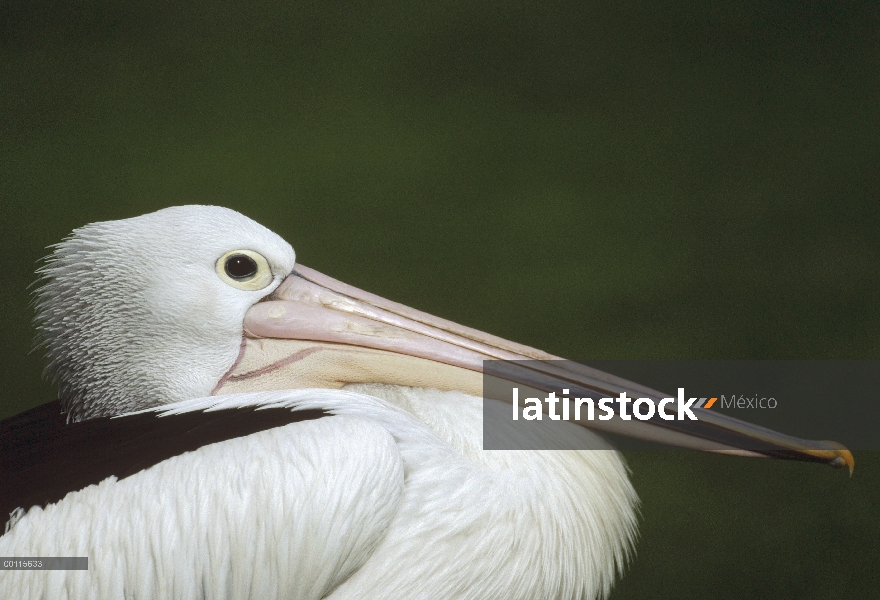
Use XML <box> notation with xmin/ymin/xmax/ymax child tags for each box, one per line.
<box><xmin>215</xmin><ymin>250</ymin><xmax>274</xmax><ymax>291</ymax></box>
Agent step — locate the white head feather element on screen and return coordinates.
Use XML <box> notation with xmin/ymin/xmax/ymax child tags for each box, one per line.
<box><xmin>34</xmin><ymin>206</ymin><xmax>296</xmax><ymax>421</ymax></box>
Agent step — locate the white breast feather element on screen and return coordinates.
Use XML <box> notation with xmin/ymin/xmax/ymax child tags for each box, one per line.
<box><xmin>2</xmin><ymin>386</ymin><xmax>637</xmax><ymax>600</ymax></box>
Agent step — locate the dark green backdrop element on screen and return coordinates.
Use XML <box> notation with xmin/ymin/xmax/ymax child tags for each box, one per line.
<box><xmin>2</xmin><ymin>2</ymin><xmax>877</xmax><ymax>598</ymax></box>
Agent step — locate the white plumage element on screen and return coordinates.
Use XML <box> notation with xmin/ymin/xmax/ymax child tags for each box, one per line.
<box><xmin>2</xmin><ymin>389</ymin><xmax>636</xmax><ymax>599</ymax></box>
<box><xmin>1</xmin><ymin>205</ymin><xmax>849</xmax><ymax>599</ymax></box>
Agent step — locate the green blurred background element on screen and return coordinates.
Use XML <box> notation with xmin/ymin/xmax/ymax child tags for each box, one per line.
<box><xmin>2</xmin><ymin>1</ymin><xmax>877</xmax><ymax>598</ymax></box>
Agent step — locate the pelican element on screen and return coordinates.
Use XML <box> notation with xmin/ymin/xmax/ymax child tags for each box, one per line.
<box><xmin>0</xmin><ymin>206</ymin><xmax>852</xmax><ymax>599</ymax></box>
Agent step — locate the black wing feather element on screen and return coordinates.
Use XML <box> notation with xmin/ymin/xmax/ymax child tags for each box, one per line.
<box><xmin>0</xmin><ymin>400</ymin><xmax>327</xmax><ymax>521</ymax></box>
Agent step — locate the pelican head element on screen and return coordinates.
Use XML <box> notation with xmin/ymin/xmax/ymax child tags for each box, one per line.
<box><xmin>35</xmin><ymin>206</ymin><xmax>296</xmax><ymax>420</ymax></box>
<box><xmin>32</xmin><ymin>205</ymin><xmax>854</xmax><ymax>479</ymax></box>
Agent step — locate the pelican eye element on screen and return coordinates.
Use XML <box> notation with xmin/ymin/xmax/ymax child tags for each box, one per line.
<box><xmin>225</xmin><ymin>254</ymin><xmax>257</xmax><ymax>279</ymax></box>
<box><xmin>216</xmin><ymin>250</ymin><xmax>274</xmax><ymax>291</ymax></box>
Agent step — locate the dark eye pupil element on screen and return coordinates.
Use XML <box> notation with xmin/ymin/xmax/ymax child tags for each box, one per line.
<box><xmin>225</xmin><ymin>254</ymin><xmax>258</xmax><ymax>280</ymax></box>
